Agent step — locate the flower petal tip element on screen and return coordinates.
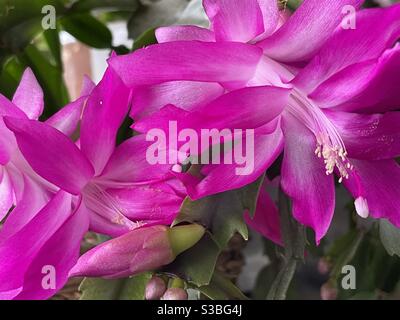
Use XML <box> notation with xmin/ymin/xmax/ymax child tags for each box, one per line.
<box><xmin>355</xmin><ymin>197</ymin><xmax>369</xmax><ymax>219</ymax></box>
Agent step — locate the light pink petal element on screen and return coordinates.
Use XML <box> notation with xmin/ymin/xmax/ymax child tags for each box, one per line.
<box><xmin>244</xmin><ymin>179</ymin><xmax>281</xmax><ymax>245</ymax></box>
<box><xmin>0</xmin><ymin>168</ymin><xmax>13</xmax><ymax>221</ymax></box>
<box><xmin>88</xmin><ymin>209</ymin><xmax>138</xmax><ymax>237</ymax></box>
<box><xmin>295</xmin><ymin>4</ymin><xmax>400</xmax><ymax>92</ymax></box>
<box><xmin>4</xmin><ymin>117</ymin><xmax>94</xmax><ymax>195</ymax></box>
<box><xmin>326</xmin><ymin>110</ymin><xmax>400</xmax><ymax>161</ymax></box>
<box><xmin>344</xmin><ymin>159</ymin><xmax>400</xmax><ymax>226</ymax></box>
<box><xmin>12</xmin><ymin>68</ymin><xmax>44</xmax><ymax>120</ymax></box>
<box><xmin>0</xmin><ymin>175</ymin><xmax>49</xmax><ymax>242</ymax></box>
<box><xmin>203</xmin><ymin>0</ymin><xmax>264</xmax><ymax>42</ymax></box>
<box><xmin>253</xmin><ymin>0</ymin><xmax>280</xmax><ymax>40</ymax></box>
<box><xmin>259</xmin><ymin>0</ymin><xmax>364</xmax><ymax>62</ymax></box>
<box><xmin>0</xmin><ymin>191</ymin><xmax>71</xmax><ymax>295</ymax></box>
<box><xmin>45</xmin><ymin>96</ymin><xmax>86</xmax><ymax>136</ymax></box>
<box><xmin>310</xmin><ymin>45</ymin><xmax>400</xmax><ymax>113</ymax></box>
<box><xmin>156</xmin><ymin>25</ymin><xmax>215</xmax><ymax>42</ymax></box>
<box><xmin>99</xmin><ymin>135</ymin><xmax>172</xmax><ymax>184</ymax></box>
<box><xmin>109</xmin><ymin>41</ymin><xmax>263</xmax><ymax>87</ymax></box>
<box><xmin>183</xmin><ymin>128</ymin><xmax>284</xmax><ymax>199</ymax></box>
<box><xmin>81</xmin><ymin>75</ymin><xmax>96</xmax><ymax>96</ymax></box>
<box><xmin>131</xmin><ymin>81</ymin><xmax>224</xmax><ymax>121</ymax></box>
<box><xmin>14</xmin><ymin>202</ymin><xmax>89</xmax><ymax>300</ymax></box>
<box><xmin>80</xmin><ymin>67</ymin><xmax>132</xmax><ymax>175</ymax></box>
<box><xmin>280</xmin><ymin>113</ymin><xmax>335</xmax><ymax>243</ymax></box>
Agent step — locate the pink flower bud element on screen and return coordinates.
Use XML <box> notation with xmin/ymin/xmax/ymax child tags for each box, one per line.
<box><xmin>162</xmin><ymin>288</ymin><xmax>188</xmax><ymax>300</ymax></box>
<box><xmin>320</xmin><ymin>282</ymin><xmax>338</xmax><ymax>300</ymax></box>
<box><xmin>145</xmin><ymin>276</ymin><xmax>167</xmax><ymax>300</ymax></box>
<box><xmin>317</xmin><ymin>258</ymin><xmax>331</xmax><ymax>275</ymax></box>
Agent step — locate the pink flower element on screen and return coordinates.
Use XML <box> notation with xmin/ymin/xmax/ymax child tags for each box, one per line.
<box><xmin>110</xmin><ymin>1</ymin><xmax>400</xmax><ymax>242</ymax></box>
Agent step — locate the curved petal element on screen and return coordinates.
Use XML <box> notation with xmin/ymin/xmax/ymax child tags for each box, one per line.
<box><xmin>343</xmin><ymin>159</ymin><xmax>400</xmax><ymax>226</ymax></box>
<box><xmin>109</xmin><ymin>41</ymin><xmax>263</xmax><ymax>87</ymax></box>
<box><xmin>46</xmin><ymin>96</ymin><xmax>86</xmax><ymax>136</ymax></box>
<box><xmin>4</xmin><ymin>117</ymin><xmax>94</xmax><ymax>195</ymax></box>
<box><xmin>0</xmin><ymin>168</ymin><xmax>13</xmax><ymax>221</ymax></box>
<box><xmin>156</xmin><ymin>25</ymin><xmax>215</xmax><ymax>42</ymax></box>
<box><xmin>244</xmin><ymin>179</ymin><xmax>281</xmax><ymax>245</ymax></box>
<box><xmin>310</xmin><ymin>46</ymin><xmax>400</xmax><ymax>112</ymax></box>
<box><xmin>14</xmin><ymin>202</ymin><xmax>89</xmax><ymax>300</ymax></box>
<box><xmin>134</xmin><ymin>86</ymin><xmax>290</xmax><ymax>134</ymax></box>
<box><xmin>253</xmin><ymin>0</ymin><xmax>280</xmax><ymax>40</ymax></box>
<box><xmin>99</xmin><ymin>135</ymin><xmax>172</xmax><ymax>184</ymax></box>
<box><xmin>131</xmin><ymin>81</ymin><xmax>224</xmax><ymax>121</ymax></box>
<box><xmin>0</xmin><ymin>191</ymin><xmax>71</xmax><ymax>295</ymax></box>
<box><xmin>203</xmin><ymin>0</ymin><xmax>264</xmax><ymax>42</ymax></box>
<box><xmin>295</xmin><ymin>4</ymin><xmax>400</xmax><ymax>92</ymax></box>
<box><xmin>280</xmin><ymin>113</ymin><xmax>335</xmax><ymax>243</ymax></box>
<box><xmin>80</xmin><ymin>67</ymin><xmax>132</xmax><ymax>175</ymax></box>
<box><xmin>183</xmin><ymin>128</ymin><xmax>284</xmax><ymax>199</ymax></box>
<box><xmin>0</xmin><ymin>175</ymin><xmax>49</xmax><ymax>242</ymax></box>
<box><xmin>259</xmin><ymin>0</ymin><xmax>364</xmax><ymax>62</ymax></box>
<box><xmin>12</xmin><ymin>68</ymin><xmax>44</xmax><ymax>120</ymax></box>
<box><xmin>326</xmin><ymin>110</ymin><xmax>400</xmax><ymax>160</ymax></box>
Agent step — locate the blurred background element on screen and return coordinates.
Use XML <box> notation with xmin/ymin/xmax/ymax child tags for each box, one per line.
<box><xmin>1</xmin><ymin>0</ymin><xmax>400</xmax><ymax>300</ymax></box>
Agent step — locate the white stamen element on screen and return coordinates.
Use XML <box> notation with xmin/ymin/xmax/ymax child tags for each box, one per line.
<box><xmin>172</xmin><ymin>164</ymin><xmax>183</xmax><ymax>173</ymax></box>
<box><xmin>354</xmin><ymin>197</ymin><xmax>369</xmax><ymax>218</ymax></box>
<box><xmin>287</xmin><ymin>89</ymin><xmax>353</xmax><ymax>182</ymax></box>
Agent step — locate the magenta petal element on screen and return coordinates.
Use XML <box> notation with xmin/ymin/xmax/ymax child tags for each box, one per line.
<box><xmin>12</xmin><ymin>68</ymin><xmax>44</xmax><ymax>120</ymax></box>
<box><xmin>109</xmin><ymin>41</ymin><xmax>263</xmax><ymax>87</ymax></box>
<box><xmin>311</xmin><ymin>45</ymin><xmax>400</xmax><ymax>113</ymax></box>
<box><xmin>344</xmin><ymin>159</ymin><xmax>400</xmax><ymax>226</ymax></box>
<box><xmin>131</xmin><ymin>81</ymin><xmax>224</xmax><ymax>120</ymax></box>
<box><xmin>244</xmin><ymin>179</ymin><xmax>281</xmax><ymax>245</ymax></box>
<box><xmin>156</xmin><ymin>25</ymin><xmax>215</xmax><ymax>42</ymax></box>
<box><xmin>0</xmin><ymin>175</ymin><xmax>49</xmax><ymax>242</ymax></box>
<box><xmin>184</xmin><ymin>128</ymin><xmax>284</xmax><ymax>199</ymax></box>
<box><xmin>280</xmin><ymin>113</ymin><xmax>335</xmax><ymax>243</ymax></box>
<box><xmin>326</xmin><ymin>110</ymin><xmax>400</xmax><ymax>161</ymax></box>
<box><xmin>46</xmin><ymin>96</ymin><xmax>86</xmax><ymax>136</ymax></box>
<box><xmin>295</xmin><ymin>4</ymin><xmax>400</xmax><ymax>92</ymax></box>
<box><xmin>99</xmin><ymin>135</ymin><xmax>172</xmax><ymax>184</ymax></box>
<box><xmin>0</xmin><ymin>168</ymin><xmax>13</xmax><ymax>221</ymax></box>
<box><xmin>253</xmin><ymin>0</ymin><xmax>280</xmax><ymax>40</ymax></box>
<box><xmin>259</xmin><ymin>0</ymin><xmax>363</xmax><ymax>62</ymax></box>
<box><xmin>14</xmin><ymin>203</ymin><xmax>89</xmax><ymax>300</ymax></box>
<box><xmin>203</xmin><ymin>0</ymin><xmax>264</xmax><ymax>42</ymax></box>
<box><xmin>0</xmin><ymin>191</ymin><xmax>71</xmax><ymax>295</ymax></box>
<box><xmin>80</xmin><ymin>67</ymin><xmax>132</xmax><ymax>175</ymax></box>
<box><xmin>4</xmin><ymin>117</ymin><xmax>94</xmax><ymax>195</ymax></box>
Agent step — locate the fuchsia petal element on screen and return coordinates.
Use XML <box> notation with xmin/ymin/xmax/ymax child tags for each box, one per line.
<box><xmin>156</xmin><ymin>26</ymin><xmax>215</xmax><ymax>42</ymax></box>
<box><xmin>259</xmin><ymin>0</ymin><xmax>364</xmax><ymax>62</ymax></box>
<box><xmin>254</xmin><ymin>0</ymin><xmax>280</xmax><ymax>40</ymax></box>
<box><xmin>326</xmin><ymin>110</ymin><xmax>400</xmax><ymax>161</ymax></box>
<box><xmin>4</xmin><ymin>117</ymin><xmax>94</xmax><ymax>195</ymax></box>
<box><xmin>183</xmin><ymin>128</ymin><xmax>284</xmax><ymax>199</ymax></box>
<box><xmin>109</xmin><ymin>41</ymin><xmax>263</xmax><ymax>87</ymax></box>
<box><xmin>81</xmin><ymin>75</ymin><xmax>96</xmax><ymax>97</ymax></box>
<box><xmin>14</xmin><ymin>204</ymin><xmax>89</xmax><ymax>300</ymax></box>
<box><xmin>12</xmin><ymin>68</ymin><xmax>44</xmax><ymax>120</ymax></box>
<box><xmin>134</xmin><ymin>86</ymin><xmax>289</xmax><ymax>134</ymax></box>
<box><xmin>344</xmin><ymin>159</ymin><xmax>400</xmax><ymax>226</ymax></box>
<box><xmin>295</xmin><ymin>4</ymin><xmax>400</xmax><ymax>92</ymax></box>
<box><xmin>46</xmin><ymin>97</ymin><xmax>86</xmax><ymax>136</ymax></box>
<box><xmin>87</xmin><ymin>209</ymin><xmax>138</xmax><ymax>237</ymax></box>
<box><xmin>203</xmin><ymin>0</ymin><xmax>264</xmax><ymax>42</ymax></box>
<box><xmin>80</xmin><ymin>67</ymin><xmax>132</xmax><ymax>175</ymax></box>
<box><xmin>106</xmin><ymin>182</ymin><xmax>183</xmax><ymax>225</ymax></box>
<box><xmin>280</xmin><ymin>113</ymin><xmax>335</xmax><ymax>243</ymax></box>
<box><xmin>0</xmin><ymin>168</ymin><xmax>13</xmax><ymax>221</ymax></box>
<box><xmin>244</xmin><ymin>179</ymin><xmax>282</xmax><ymax>245</ymax></box>
<box><xmin>0</xmin><ymin>176</ymin><xmax>49</xmax><ymax>242</ymax></box>
<box><xmin>100</xmin><ymin>135</ymin><xmax>172</xmax><ymax>185</ymax></box>
<box><xmin>0</xmin><ymin>191</ymin><xmax>71</xmax><ymax>296</ymax></box>
<box><xmin>310</xmin><ymin>46</ymin><xmax>400</xmax><ymax>113</ymax></box>
<box><xmin>131</xmin><ymin>81</ymin><xmax>224</xmax><ymax>121</ymax></box>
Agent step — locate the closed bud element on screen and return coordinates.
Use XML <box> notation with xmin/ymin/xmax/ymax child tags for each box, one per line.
<box><xmin>162</xmin><ymin>288</ymin><xmax>188</xmax><ymax>300</ymax></box>
<box><xmin>320</xmin><ymin>282</ymin><xmax>338</xmax><ymax>300</ymax></box>
<box><xmin>145</xmin><ymin>276</ymin><xmax>167</xmax><ymax>300</ymax></box>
